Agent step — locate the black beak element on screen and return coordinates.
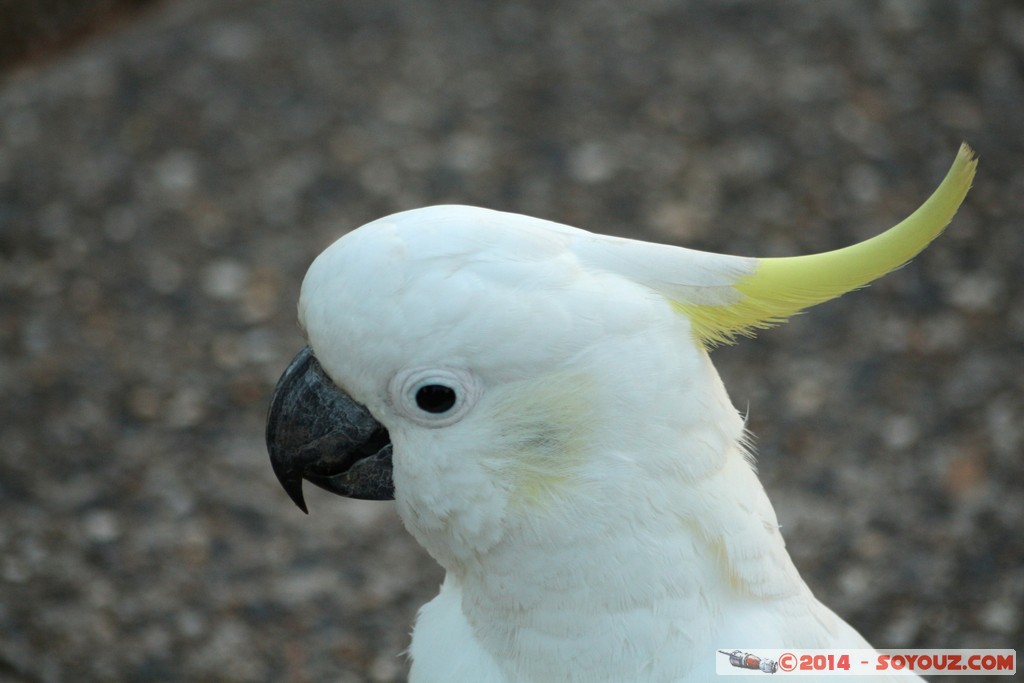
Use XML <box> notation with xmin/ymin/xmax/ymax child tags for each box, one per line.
<box><xmin>266</xmin><ymin>346</ymin><xmax>394</xmax><ymax>513</ymax></box>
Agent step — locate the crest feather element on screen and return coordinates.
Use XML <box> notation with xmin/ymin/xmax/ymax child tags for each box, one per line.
<box><xmin>676</xmin><ymin>144</ymin><xmax>977</xmax><ymax>347</ymax></box>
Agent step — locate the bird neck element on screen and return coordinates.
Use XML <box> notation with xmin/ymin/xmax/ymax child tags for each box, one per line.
<box><xmin>447</xmin><ymin>440</ymin><xmax>786</xmax><ymax>683</ymax></box>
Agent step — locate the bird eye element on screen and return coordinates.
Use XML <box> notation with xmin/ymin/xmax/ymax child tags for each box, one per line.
<box><xmin>415</xmin><ymin>384</ymin><xmax>457</xmax><ymax>413</ymax></box>
<box><xmin>390</xmin><ymin>367</ymin><xmax>480</xmax><ymax>427</ymax></box>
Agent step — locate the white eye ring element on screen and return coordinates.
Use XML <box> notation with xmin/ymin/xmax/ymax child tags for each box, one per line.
<box><xmin>390</xmin><ymin>367</ymin><xmax>480</xmax><ymax>427</ymax></box>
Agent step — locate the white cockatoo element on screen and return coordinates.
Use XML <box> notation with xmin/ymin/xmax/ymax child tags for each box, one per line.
<box><xmin>267</xmin><ymin>146</ymin><xmax>976</xmax><ymax>682</ymax></box>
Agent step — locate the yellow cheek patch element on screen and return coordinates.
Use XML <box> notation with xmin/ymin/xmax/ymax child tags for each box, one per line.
<box><xmin>502</xmin><ymin>422</ymin><xmax>588</xmax><ymax>506</ymax></box>
<box><xmin>676</xmin><ymin>144</ymin><xmax>977</xmax><ymax>347</ymax></box>
<box><xmin>479</xmin><ymin>370</ymin><xmax>601</xmax><ymax>509</ymax></box>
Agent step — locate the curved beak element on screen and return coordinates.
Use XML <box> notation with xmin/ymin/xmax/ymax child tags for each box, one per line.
<box><xmin>266</xmin><ymin>346</ymin><xmax>394</xmax><ymax>513</ymax></box>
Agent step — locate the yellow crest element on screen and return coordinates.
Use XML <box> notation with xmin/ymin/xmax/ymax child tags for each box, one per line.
<box><xmin>675</xmin><ymin>144</ymin><xmax>977</xmax><ymax>347</ymax></box>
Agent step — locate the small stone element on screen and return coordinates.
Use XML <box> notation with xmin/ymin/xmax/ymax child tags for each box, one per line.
<box><xmin>83</xmin><ymin>510</ymin><xmax>121</xmax><ymax>543</ymax></box>
<box><xmin>370</xmin><ymin>655</ymin><xmax>403</xmax><ymax>681</ymax></box>
<box><xmin>978</xmin><ymin>599</ymin><xmax>1019</xmax><ymax>633</ymax></box>
<box><xmin>241</xmin><ymin>269</ymin><xmax>280</xmax><ymax>323</ymax></box>
<box><xmin>165</xmin><ymin>387</ymin><xmax>208</xmax><ymax>428</ymax></box>
<box><xmin>949</xmin><ymin>274</ymin><xmax>1002</xmax><ymax>313</ymax></box>
<box><xmin>787</xmin><ymin>375</ymin><xmax>826</xmax><ymax>417</ymax></box>
<box><xmin>569</xmin><ymin>142</ymin><xmax>616</xmax><ymax>184</ymax></box>
<box><xmin>202</xmin><ymin>260</ymin><xmax>248</xmax><ymax>301</ymax></box>
<box><xmin>838</xmin><ymin>567</ymin><xmax>870</xmax><ymax>597</ymax></box>
<box><xmin>881</xmin><ymin>415</ymin><xmax>919</xmax><ymax>450</ymax></box>
<box><xmin>206</xmin><ymin>22</ymin><xmax>262</xmax><ymax>62</ymax></box>
<box><xmin>178</xmin><ymin>610</ymin><xmax>206</xmax><ymax>638</ymax></box>
<box><xmin>154</xmin><ymin>151</ymin><xmax>200</xmax><ymax>196</ymax></box>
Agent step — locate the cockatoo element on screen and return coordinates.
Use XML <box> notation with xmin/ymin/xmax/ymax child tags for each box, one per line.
<box><xmin>266</xmin><ymin>145</ymin><xmax>976</xmax><ymax>682</ymax></box>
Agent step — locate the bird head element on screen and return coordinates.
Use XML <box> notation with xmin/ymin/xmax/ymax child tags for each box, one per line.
<box><xmin>267</xmin><ymin>146</ymin><xmax>975</xmax><ymax>571</ymax></box>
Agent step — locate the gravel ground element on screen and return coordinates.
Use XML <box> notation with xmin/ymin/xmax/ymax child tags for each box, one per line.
<box><xmin>1</xmin><ymin>1</ymin><xmax>1022</xmax><ymax>681</ymax></box>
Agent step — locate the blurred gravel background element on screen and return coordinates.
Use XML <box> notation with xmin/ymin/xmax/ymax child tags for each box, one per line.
<box><xmin>1</xmin><ymin>1</ymin><xmax>1022</xmax><ymax>681</ymax></box>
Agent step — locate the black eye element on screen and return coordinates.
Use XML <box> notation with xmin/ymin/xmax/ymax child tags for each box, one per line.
<box><xmin>415</xmin><ymin>384</ymin><xmax>457</xmax><ymax>413</ymax></box>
